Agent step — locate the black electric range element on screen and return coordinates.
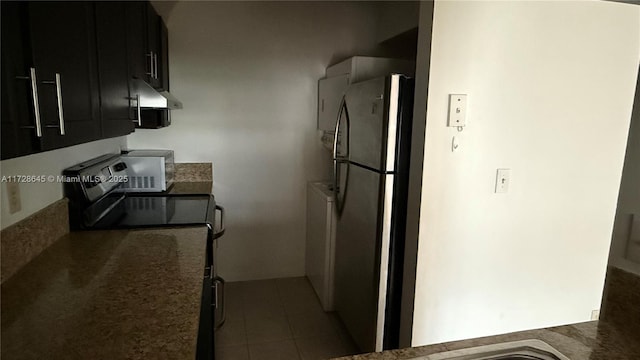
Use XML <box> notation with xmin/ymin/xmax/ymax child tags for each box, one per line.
<box><xmin>62</xmin><ymin>154</ymin><xmax>224</xmax><ymax>236</ymax></box>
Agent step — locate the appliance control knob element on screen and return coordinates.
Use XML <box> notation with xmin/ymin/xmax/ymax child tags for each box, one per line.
<box><xmin>113</xmin><ymin>162</ymin><xmax>127</xmax><ymax>172</ymax></box>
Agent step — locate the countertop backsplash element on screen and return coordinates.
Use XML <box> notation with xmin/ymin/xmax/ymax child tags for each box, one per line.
<box><xmin>174</xmin><ymin>162</ymin><xmax>213</xmax><ymax>182</ymax></box>
<box><xmin>0</xmin><ymin>198</ymin><xmax>69</xmax><ymax>283</ymax></box>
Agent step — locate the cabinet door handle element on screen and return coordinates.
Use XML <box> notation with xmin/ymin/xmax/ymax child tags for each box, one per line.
<box><xmin>31</xmin><ymin>68</ymin><xmax>43</xmax><ymax>137</ymax></box>
<box><xmin>16</xmin><ymin>68</ymin><xmax>43</xmax><ymax>137</ymax></box>
<box><xmin>146</xmin><ymin>52</ymin><xmax>153</xmax><ymax>77</ymax></box>
<box><xmin>136</xmin><ymin>94</ymin><xmax>142</xmax><ymax>126</ymax></box>
<box><xmin>41</xmin><ymin>73</ymin><xmax>65</xmax><ymax>135</ymax></box>
<box><xmin>54</xmin><ymin>73</ymin><xmax>65</xmax><ymax>135</ymax></box>
<box><xmin>153</xmin><ymin>53</ymin><xmax>158</xmax><ymax>80</ymax></box>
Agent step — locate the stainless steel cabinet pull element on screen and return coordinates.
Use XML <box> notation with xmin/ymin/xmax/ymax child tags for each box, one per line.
<box><xmin>41</xmin><ymin>73</ymin><xmax>66</xmax><ymax>135</ymax></box>
<box><xmin>153</xmin><ymin>53</ymin><xmax>158</xmax><ymax>79</ymax></box>
<box><xmin>16</xmin><ymin>68</ymin><xmax>43</xmax><ymax>137</ymax></box>
<box><xmin>213</xmin><ymin>281</ymin><xmax>218</xmax><ymax>307</ymax></box>
<box><xmin>136</xmin><ymin>94</ymin><xmax>141</xmax><ymax>126</ymax></box>
<box><xmin>54</xmin><ymin>73</ymin><xmax>65</xmax><ymax>135</ymax></box>
<box><xmin>30</xmin><ymin>68</ymin><xmax>43</xmax><ymax>137</ymax></box>
<box><xmin>146</xmin><ymin>52</ymin><xmax>153</xmax><ymax>77</ymax></box>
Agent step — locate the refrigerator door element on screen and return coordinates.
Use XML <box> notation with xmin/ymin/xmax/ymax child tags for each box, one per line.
<box><xmin>334</xmin><ymin>163</ymin><xmax>395</xmax><ymax>353</ymax></box>
<box><xmin>344</xmin><ymin>75</ymin><xmax>402</xmax><ymax>172</ymax></box>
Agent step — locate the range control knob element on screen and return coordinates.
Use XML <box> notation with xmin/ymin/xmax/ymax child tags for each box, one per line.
<box><xmin>113</xmin><ymin>162</ymin><xmax>127</xmax><ymax>172</ymax></box>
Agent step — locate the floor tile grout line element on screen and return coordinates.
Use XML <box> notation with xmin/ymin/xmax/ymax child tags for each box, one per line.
<box><xmin>275</xmin><ymin>278</ymin><xmax>303</xmax><ymax>359</ymax></box>
<box><xmin>229</xmin><ymin>277</ymin><xmax>356</xmax><ymax>360</ymax></box>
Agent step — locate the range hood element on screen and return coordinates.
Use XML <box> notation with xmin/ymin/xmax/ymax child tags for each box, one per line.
<box><xmin>133</xmin><ymin>79</ymin><xmax>183</xmax><ymax>110</ymax></box>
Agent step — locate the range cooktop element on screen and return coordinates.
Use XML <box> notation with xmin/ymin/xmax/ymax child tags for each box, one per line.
<box><xmin>91</xmin><ymin>194</ymin><xmax>215</xmax><ymax>230</ymax></box>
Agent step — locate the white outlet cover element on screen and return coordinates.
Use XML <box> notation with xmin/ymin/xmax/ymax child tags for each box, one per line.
<box><xmin>448</xmin><ymin>94</ymin><xmax>467</xmax><ymax>127</ymax></box>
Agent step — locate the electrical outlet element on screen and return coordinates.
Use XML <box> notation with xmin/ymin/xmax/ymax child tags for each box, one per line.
<box><xmin>448</xmin><ymin>94</ymin><xmax>467</xmax><ymax>127</ymax></box>
<box><xmin>591</xmin><ymin>309</ymin><xmax>600</xmax><ymax>320</ymax></box>
<box><xmin>6</xmin><ymin>181</ymin><xmax>22</xmax><ymax>214</ymax></box>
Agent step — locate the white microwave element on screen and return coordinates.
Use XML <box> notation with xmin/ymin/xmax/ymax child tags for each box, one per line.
<box><xmin>118</xmin><ymin>150</ymin><xmax>174</xmax><ymax>192</ymax></box>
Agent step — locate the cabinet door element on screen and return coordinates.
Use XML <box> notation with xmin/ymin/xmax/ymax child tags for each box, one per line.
<box><xmin>146</xmin><ymin>3</ymin><xmax>161</xmax><ymax>89</ymax></box>
<box><xmin>28</xmin><ymin>1</ymin><xmax>101</xmax><ymax>149</ymax></box>
<box><xmin>126</xmin><ymin>1</ymin><xmax>165</xmax><ymax>91</ymax></box>
<box><xmin>318</xmin><ymin>75</ymin><xmax>350</xmax><ymax>131</ymax></box>
<box><xmin>158</xmin><ymin>19</ymin><xmax>170</xmax><ymax>92</ymax></box>
<box><xmin>0</xmin><ymin>2</ymin><xmax>42</xmax><ymax>160</ymax></box>
<box><xmin>95</xmin><ymin>2</ymin><xmax>135</xmax><ymax>138</ymax></box>
<box><xmin>126</xmin><ymin>1</ymin><xmax>151</xmax><ymax>83</ymax></box>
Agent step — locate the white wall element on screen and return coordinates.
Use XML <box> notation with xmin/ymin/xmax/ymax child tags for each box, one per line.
<box><xmin>412</xmin><ymin>0</ymin><xmax>640</xmax><ymax>346</ymax></box>
<box><xmin>608</xmin><ymin>71</ymin><xmax>640</xmax><ymax>276</ymax></box>
<box><xmin>0</xmin><ymin>137</ymin><xmax>126</xmax><ymax>229</ymax></box>
<box><xmin>128</xmin><ymin>2</ymin><xmax>389</xmax><ymax>281</ymax></box>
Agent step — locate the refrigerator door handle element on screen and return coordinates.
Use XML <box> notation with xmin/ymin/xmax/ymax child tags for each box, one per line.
<box><xmin>333</xmin><ymin>95</ymin><xmax>350</xmax><ymax>214</ymax></box>
<box><xmin>334</xmin><ymin>158</ymin><xmax>349</xmax><ymax>215</ymax></box>
<box><xmin>332</xmin><ymin>96</ymin><xmax>349</xmax><ymax>160</ymax></box>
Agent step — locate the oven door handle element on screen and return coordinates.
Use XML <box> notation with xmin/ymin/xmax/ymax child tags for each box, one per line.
<box><xmin>213</xmin><ymin>205</ymin><xmax>225</xmax><ymax>239</ymax></box>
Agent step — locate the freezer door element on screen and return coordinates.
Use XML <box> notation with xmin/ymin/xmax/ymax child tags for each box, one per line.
<box><xmin>318</xmin><ymin>75</ymin><xmax>349</xmax><ymax>131</ymax></box>
<box><xmin>334</xmin><ymin>164</ymin><xmax>394</xmax><ymax>353</ymax></box>
<box><xmin>344</xmin><ymin>75</ymin><xmax>402</xmax><ymax>172</ymax></box>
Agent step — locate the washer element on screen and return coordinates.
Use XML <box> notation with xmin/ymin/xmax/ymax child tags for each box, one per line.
<box><xmin>306</xmin><ymin>181</ymin><xmax>337</xmax><ymax>311</ymax></box>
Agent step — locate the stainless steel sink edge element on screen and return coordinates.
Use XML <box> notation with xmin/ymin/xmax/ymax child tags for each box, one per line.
<box><xmin>407</xmin><ymin>339</ymin><xmax>571</xmax><ymax>360</ymax></box>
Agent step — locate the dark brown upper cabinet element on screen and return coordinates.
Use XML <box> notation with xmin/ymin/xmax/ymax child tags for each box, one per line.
<box><xmin>0</xmin><ymin>1</ymin><xmax>170</xmax><ymax>160</ymax></box>
<box><xmin>1</xmin><ymin>2</ymin><xmax>42</xmax><ymax>159</ymax></box>
<box><xmin>1</xmin><ymin>1</ymin><xmax>102</xmax><ymax>159</ymax></box>
<box><xmin>126</xmin><ymin>1</ymin><xmax>169</xmax><ymax>92</ymax></box>
<box><xmin>95</xmin><ymin>2</ymin><xmax>136</xmax><ymax>138</ymax></box>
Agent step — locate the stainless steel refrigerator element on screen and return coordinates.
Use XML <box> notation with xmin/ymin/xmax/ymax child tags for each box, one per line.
<box><xmin>332</xmin><ymin>74</ymin><xmax>414</xmax><ymax>353</ymax></box>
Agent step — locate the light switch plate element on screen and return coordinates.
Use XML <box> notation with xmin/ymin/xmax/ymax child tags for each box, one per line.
<box><xmin>448</xmin><ymin>94</ymin><xmax>467</xmax><ymax>127</ymax></box>
<box><xmin>495</xmin><ymin>169</ymin><xmax>510</xmax><ymax>193</ymax></box>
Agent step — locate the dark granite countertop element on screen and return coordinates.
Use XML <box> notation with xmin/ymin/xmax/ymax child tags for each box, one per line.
<box><xmin>169</xmin><ymin>181</ymin><xmax>213</xmax><ymax>195</ymax></box>
<box><xmin>1</xmin><ymin>226</ymin><xmax>208</xmax><ymax>360</ymax></box>
<box><xmin>334</xmin><ymin>320</ymin><xmax>640</xmax><ymax>360</ymax></box>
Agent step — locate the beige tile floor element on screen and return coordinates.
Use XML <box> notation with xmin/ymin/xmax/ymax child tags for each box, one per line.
<box><xmin>215</xmin><ymin>277</ymin><xmax>360</xmax><ymax>360</ymax></box>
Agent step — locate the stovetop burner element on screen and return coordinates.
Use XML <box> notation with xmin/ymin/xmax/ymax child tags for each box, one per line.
<box><xmin>91</xmin><ymin>194</ymin><xmax>215</xmax><ymax>230</ymax></box>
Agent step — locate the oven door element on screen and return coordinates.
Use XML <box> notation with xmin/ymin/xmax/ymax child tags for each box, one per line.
<box><xmin>197</xmin><ymin>266</ymin><xmax>214</xmax><ymax>360</ymax></box>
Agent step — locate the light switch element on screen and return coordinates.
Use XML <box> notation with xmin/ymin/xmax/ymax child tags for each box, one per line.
<box><xmin>448</xmin><ymin>94</ymin><xmax>467</xmax><ymax>127</ymax></box>
<box><xmin>495</xmin><ymin>169</ymin><xmax>510</xmax><ymax>193</ymax></box>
